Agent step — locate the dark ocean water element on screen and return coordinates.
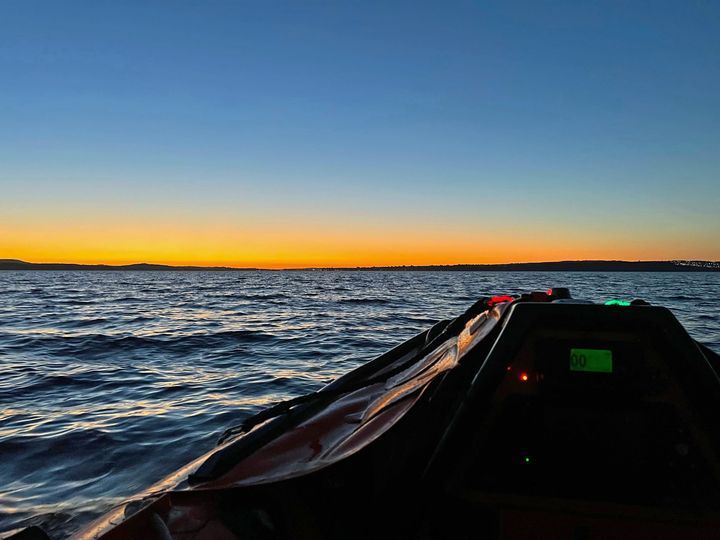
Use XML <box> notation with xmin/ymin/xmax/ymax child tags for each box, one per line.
<box><xmin>1</xmin><ymin>271</ymin><xmax>719</xmax><ymax>538</ymax></box>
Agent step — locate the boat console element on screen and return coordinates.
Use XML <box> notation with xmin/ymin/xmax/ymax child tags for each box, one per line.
<box><xmin>431</xmin><ymin>300</ymin><xmax>720</xmax><ymax>539</ymax></box>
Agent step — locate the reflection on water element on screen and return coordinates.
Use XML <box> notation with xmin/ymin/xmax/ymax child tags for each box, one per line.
<box><xmin>0</xmin><ymin>270</ymin><xmax>718</xmax><ymax>537</ymax></box>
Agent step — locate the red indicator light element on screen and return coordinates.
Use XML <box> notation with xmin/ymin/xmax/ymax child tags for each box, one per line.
<box><xmin>488</xmin><ymin>295</ymin><xmax>515</xmax><ymax>307</ymax></box>
<box><xmin>520</xmin><ymin>373</ymin><xmax>529</xmax><ymax>382</ymax></box>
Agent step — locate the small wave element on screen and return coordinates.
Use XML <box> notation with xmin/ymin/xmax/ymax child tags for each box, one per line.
<box><xmin>0</xmin><ymin>372</ymin><xmax>113</xmax><ymax>400</ymax></box>
<box><xmin>0</xmin><ymin>428</ymin><xmax>116</xmax><ymax>464</ymax></box>
<box><xmin>126</xmin><ymin>315</ymin><xmax>155</xmax><ymax>324</ymax></box>
<box><xmin>455</xmin><ymin>295</ymin><xmax>480</xmax><ymax>302</ymax></box>
<box><xmin>667</xmin><ymin>294</ymin><xmax>696</xmax><ymax>301</ymax></box>
<box><xmin>337</xmin><ymin>335</ymin><xmax>388</xmax><ymax>349</ymax></box>
<box><xmin>56</xmin><ymin>299</ymin><xmax>96</xmax><ymax>306</ymax></box>
<box><xmin>393</xmin><ymin>315</ymin><xmax>439</xmax><ymax>325</ymax></box>
<box><xmin>246</xmin><ymin>293</ymin><xmax>288</xmax><ymax>301</ymax></box>
<box><xmin>55</xmin><ymin>318</ymin><xmax>108</xmax><ymax>328</ymax></box>
<box><xmin>149</xmin><ymin>330</ymin><xmax>278</xmax><ymax>350</ymax></box>
<box><xmin>112</xmin><ymin>296</ymin><xmax>142</xmax><ymax>303</ymax></box>
<box><xmin>2</xmin><ymin>329</ymin><xmax>278</xmax><ymax>358</ymax></box>
<box><xmin>0</xmin><ymin>511</ymin><xmax>77</xmax><ymax>540</ymax></box>
<box><xmin>338</xmin><ymin>298</ymin><xmax>392</xmax><ymax>305</ymax></box>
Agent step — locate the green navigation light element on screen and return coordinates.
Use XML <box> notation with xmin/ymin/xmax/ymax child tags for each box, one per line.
<box><xmin>605</xmin><ymin>299</ymin><xmax>631</xmax><ymax>306</ymax></box>
<box><xmin>570</xmin><ymin>348</ymin><xmax>613</xmax><ymax>373</ymax></box>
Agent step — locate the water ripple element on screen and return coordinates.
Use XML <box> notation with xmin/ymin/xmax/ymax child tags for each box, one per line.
<box><xmin>0</xmin><ymin>270</ymin><xmax>718</xmax><ymax>538</ymax></box>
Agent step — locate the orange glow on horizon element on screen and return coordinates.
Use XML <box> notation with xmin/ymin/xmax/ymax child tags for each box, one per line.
<box><xmin>3</xmin><ymin>212</ymin><xmax>718</xmax><ymax>269</ymax></box>
<box><xmin>4</xmin><ymin>245</ymin><xmax>717</xmax><ymax>270</ymax></box>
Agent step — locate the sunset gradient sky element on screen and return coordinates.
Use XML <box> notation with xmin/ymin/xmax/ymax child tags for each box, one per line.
<box><xmin>2</xmin><ymin>1</ymin><xmax>719</xmax><ymax>268</ymax></box>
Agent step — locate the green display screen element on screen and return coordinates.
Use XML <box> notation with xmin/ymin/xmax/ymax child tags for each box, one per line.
<box><xmin>569</xmin><ymin>348</ymin><xmax>613</xmax><ymax>373</ymax></box>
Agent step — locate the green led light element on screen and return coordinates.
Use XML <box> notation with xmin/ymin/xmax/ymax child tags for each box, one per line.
<box><xmin>570</xmin><ymin>348</ymin><xmax>613</xmax><ymax>373</ymax></box>
<box><xmin>524</xmin><ymin>457</ymin><xmax>531</xmax><ymax>463</ymax></box>
<box><xmin>605</xmin><ymin>299</ymin><xmax>631</xmax><ymax>306</ymax></box>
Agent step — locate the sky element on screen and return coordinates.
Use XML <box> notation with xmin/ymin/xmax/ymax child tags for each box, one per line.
<box><xmin>1</xmin><ymin>0</ymin><xmax>719</xmax><ymax>268</ymax></box>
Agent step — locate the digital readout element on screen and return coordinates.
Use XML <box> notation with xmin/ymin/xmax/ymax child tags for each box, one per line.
<box><xmin>569</xmin><ymin>348</ymin><xmax>613</xmax><ymax>373</ymax></box>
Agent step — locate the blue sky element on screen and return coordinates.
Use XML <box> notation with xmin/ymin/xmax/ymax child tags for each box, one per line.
<box><xmin>1</xmin><ymin>1</ymin><xmax>719</xmax><ymax>265</ymax></box>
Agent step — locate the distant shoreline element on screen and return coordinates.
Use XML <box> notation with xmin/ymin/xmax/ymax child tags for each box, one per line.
<box><xmin>0</xmin><ymin>260</ymin><xmax>254</xmax><ymax>272</ymax></box>
<box><xmin>1</xmin><ymin>259</ymin><xmax>719</xmax><ymax>272</ymax></box>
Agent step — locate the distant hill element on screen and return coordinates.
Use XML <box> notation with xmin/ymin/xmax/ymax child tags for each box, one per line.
<box><xmin>1</xmin><ymin>259</ymin><xmax>718</xmax><ymax>271</ymax></box>
<box><xmin>315</xmin><ymin>260</ymin><xmax>720</xmax><ymax>272</ymax></box>
<box><xmin>0</xmin><ymin>260</ymin><xmax>257</xmax><ymax>271</ymax></box>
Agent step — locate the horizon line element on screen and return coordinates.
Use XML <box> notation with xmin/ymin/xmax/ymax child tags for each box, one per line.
<box><xmin>2</xmin><ymin>258</ymin><xmax>719</xmax><ymax>271</ymax></box>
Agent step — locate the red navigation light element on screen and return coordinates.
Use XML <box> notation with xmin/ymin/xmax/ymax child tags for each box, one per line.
<box><xmin>520</xmin><ymin>373</ymin><xmax>529</xmax><ymax>382</ymax></box>
<box><xmin>488</xmin><ymin>295</ymin><xmax>515</xmax><ymax>307</ymax></box>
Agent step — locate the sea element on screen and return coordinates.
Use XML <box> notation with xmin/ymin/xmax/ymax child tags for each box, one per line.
<box><xmin>1</xmin><ymin>270</ymin><xmax>719</xmax><ymax>538</ymax></box>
